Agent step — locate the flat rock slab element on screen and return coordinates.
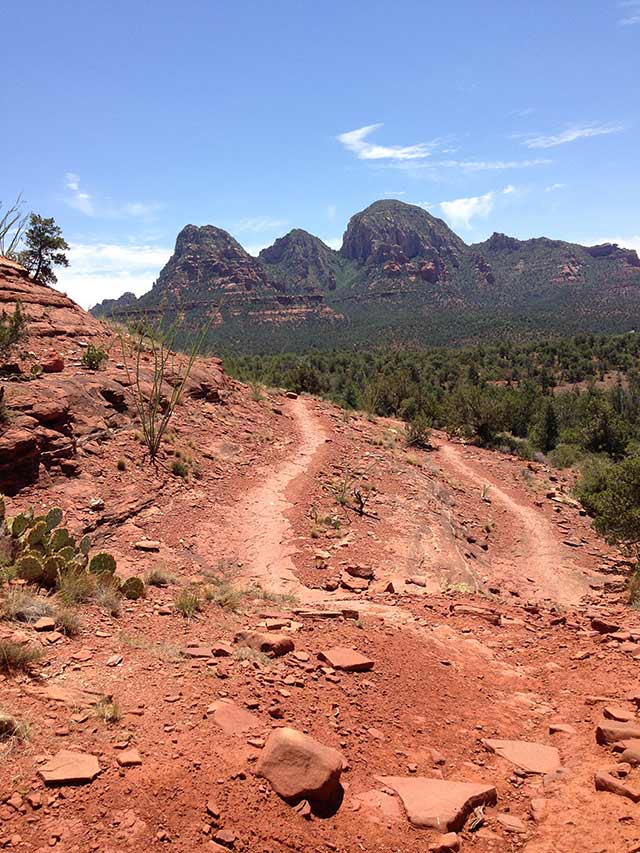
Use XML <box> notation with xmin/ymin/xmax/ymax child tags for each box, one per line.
<box><xmin>318</xmin><ymin>647</ymin><xmax>374</xmax><ymax>672</ymax></box>
<box><xmin>34</xmin><ymin>685</ymin><xmax>111</xmax><ymax>709</ymax></box>
<box><xmin>376</xmin><ymin>776</ymin><xmax>497</xmax><ymax>831</ymax></box>
<box><xmin>39</xmin><ymin>750</ymin><xmax>100</xmax><ymax>786</ymax></box>
<box><xmin>116</xmin><ymin>748</ymin><xmax>142</xmax><ymax>767</ymax></box>
<box><xmin>596</xmin><ymin>721</ymin><xmax>640</xmax><ymax>745</ymax></box>
<box><xmin>483</xmin><ymin>739</ymin><xmax>561</xmax><ymax>775</ymax></box>
<box><xmin>207</xmin><ymin>699</ymin><xmax>259</xmax><ymax>735</ymax></box>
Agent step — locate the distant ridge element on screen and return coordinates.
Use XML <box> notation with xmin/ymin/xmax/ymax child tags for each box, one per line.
<box><xmin>91</xmin><ymin>199</ymin><xmax>640</xmax><ymax>353</ymax></box>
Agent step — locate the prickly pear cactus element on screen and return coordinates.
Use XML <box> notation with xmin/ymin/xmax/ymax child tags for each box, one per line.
<box><xmin>49</xmin><ymin>528</ymin><xmax>74</xmax><ymax>552</ymax></box>
<box><xmin>15</xmin><ymin>554</ymin><xmax>44</xmax><ymax>583</ymax></box>
<box><xmin>11</xmin><ymin>514</ymin><xmax>30</xmax><ymax>538</ymax></box>
<box><xmin>45</xmin><ymin>508</ymin><xmax>63</xmax><ymax>532</ymax></box>
<box><xmin>26</xmin><ymin>520</ymin><xmax>48</xmax><ymax>547</ymax></box>
<box><xmin>79</xmin><ymin>535</ymin><xmax>91</xmax><ymax>556</ymax></box>
<box><xmin>120</xmin><ymin>576</ymin><xmax>145</xmax><ymax>600</ymax></box>
<box><xmin>89</xmin><ymin>553</ymin><xmax>117</xmax><ymax>575</ymax></box>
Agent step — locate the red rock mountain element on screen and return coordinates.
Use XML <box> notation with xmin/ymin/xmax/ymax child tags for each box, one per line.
<box><xmin>90</xmin><ymin>200</ymin><xmax>640</xmax><ymax>352</ymax></box>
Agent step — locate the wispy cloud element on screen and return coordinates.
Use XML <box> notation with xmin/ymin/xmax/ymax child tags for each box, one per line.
<box><xmin>511</xmin><ymin>107</ymin><xmax>535</xmax><ymax>118</ymax></box>
<box><xmin>392</xmin><ymin>158</ymin><xmax>551</xmax><ymax>172</ymax></box>
<box><xmin>235</xmin><ymin>216</ymin><xmax>288</xmax><ymax>233</ymax></box>
<box><xmin>65</xmin><ymin>172</ymin><xmax>94</xmax><ymax>215</ymax></box>
<box><xmin>63</xmin><ymin>173</ymin><xmax>161</xmax><ymax>220</ymax></box>
<box><xmin>438</xmin><ymin>186</ymin><xmax>514</xmax><ymax>229</ymax></box>
<box><xmin>618</xmin><ymin>0</ymin><xmax>640</xmax><ymax>25</ymax></box>
<box><xmin>56</xmin><ymin>242</ymin><xmax>172</xmax><ymax>309</ymax></box>
<box><xmin>337</xmin><ymin>123</ymin><xmax>435</xmax><ymax>161</ymax></box>
<box><xmin>518</xmin><ymin>123</ymin><xmax>624</xmax><ymax>149</ymax></box>
<box><xmin>545</xmin><ymin>182</ymin><xmax>566</xmax><ymax>192</ymax></box>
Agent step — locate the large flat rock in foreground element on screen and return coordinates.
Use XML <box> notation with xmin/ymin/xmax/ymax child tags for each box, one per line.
<box><xmin>38</xmin><ymin>750</ymin><xmax>101</xmax><ymax>786</ymax></box>
<box><xmin>483</xmin><ymin>739</ymin><xmax>561</xmax><ymax>774</ymax></box>
<box><xmin>376</xmin><ymin>776</ymin><xmax>497</xmax><ymax>831</ymax></box>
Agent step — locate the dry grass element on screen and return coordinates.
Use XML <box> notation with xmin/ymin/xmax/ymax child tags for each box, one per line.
<box><xmin>55</xmin><ymin>608</ymin><xmax>81</xmax><ymax>636</ymax></box>
<box><xmin>92</xmin><ymin>698</ymin><xmax>121</xmax><ymax>725</ymax></box>
<box><xmin>0</xmin><ymin>639</ymin><xmax>42</xmax><ymax>673</ymax></box>
<box><xmin>174</xmin><ymin>587</ymin><xmax>201</xmax><ymax>618</ymax></box>
<box><xmin>56</xmin><ymin>570</ymin><xmax>96</xmax><ymax>605</ymax></box>
<box><xmin>94</xmin><ymin>583</ymin><xmax>121</xmax><ymax>617</ymax></box>
<box><xmin>146</xmin><ymin>567</ymin><xmax>175</xmax><ymax>587</ymax></box>
<box><xmin>1</xmin><ymin>588</ymin><xmax>54</xmax><ymax>623</ymax></box>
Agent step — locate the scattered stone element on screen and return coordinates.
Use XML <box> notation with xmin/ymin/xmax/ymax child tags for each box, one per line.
<box><xmin>117</xmin><ymin>749</ymin><xmax>143</xmax><ymax>767</ymax></box>
<box><xmin>184</xmin><ymin>646</ymin><xmax>214</xmax><ymax>659</ymax></box>
<box><xmin>596</xmin><ymin>721</ymin><xmax>640</xmax><ymax>746</ymax></box>
<box><xmin>317</xmin><ymin>647</ymin><xmax>374</xmax><ymax>672</ymax></box>
<box><xmin>211</xmin><ymin>642</ymin><xmax>234</xmax><ymax>657</ymax></box>
<box><xmin>483</xmin><ymin>739</ymin><xmax>561</xmax><ymax>775</ymax></box>
<box><xmin>38</xmin><ymin>750</ymin><xmax>101</xmax><ymax>786</ymax></box>
<box><xmin>549</xmin><ymin>723</ymin><xmax>576</xmax><ymax>735</ymax></box>
<box><xmin>345</xmin><ymin>564</ymin><xmax>375</xmax><ymax>580</ymax></box>
<box><xmin>106</xmin><ymin>654</ymin><xmax>123</xmax><ymax>667</ymax></box>
<box><xmin>256</xmin><ymin>727</ymin><xmax>343</xmax><ymax>804</ymax></box>
<box><xmin>429</xmin><ymin>832</ymin><xmax>460</xmax><ymax>852</ymax></box>
<box><xmin>213</xmin><ymin>829</ymin><xmax>236</xmax><ymax>848</ymax></box>
<box><xmin>497</xmin><ymin>813</ymin><xmax>527</xmax><ymax>833</ymax></box>
<box><xmin>595</xmin><ymin>769</ymin><xmax>640</xmax><ymax>802</ymax></box>
<box><xmin>33</xmin><ymin>617</ymin><xmax>56</xmax><ymax>632</ymax></box>
<box><xmin>134</xmin><ymin>539</ymin><xmax>161</xmax><ymax>552</ymax></box>
<box><xmin>530</xmin><ymin>798</ymin><xmax>547</xmax><ymax>822</ymax></box>
<box><xmin>234</xmin><ymin>631</ymin><xmax>294</xmax><ymax>657</ymax></box>
<box><xmin>591</xmin><ymin>616</ymin><xmax>621</xmax><ymax>634</ymax></box>
<box><xmin>604</xmin><ymin>706</ymin><xmax>636</xmax><ymax>723</ymax></box>
<box><xmin>340</xmin><ymin>572</ymin><xmax>369</xmax><ymax>592</ymax></box>
<box><xmin>207</xmin><ymin>700</ymin><xmax>259</xmax><ymax>736</ymax></box>
<box><xmin>376</xmin><ymin>776</ymin><xmax>497</xmax><ymax>831</ymax></box>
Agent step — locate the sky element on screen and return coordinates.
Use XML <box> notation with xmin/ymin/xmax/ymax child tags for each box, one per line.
<box><xmin>2</xmin><ymin>0</ymin><xmax>639</xmax><ymax>308</ymax></box>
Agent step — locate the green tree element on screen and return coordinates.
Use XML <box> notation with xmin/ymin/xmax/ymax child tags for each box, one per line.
<box><xmin>17</xmin><ymin>214</ymin><xmax>69</xmax><ymax>286</ymax></box>
<box><xmin>530</xmin><ymin>398</ymin><xmax>559</xmax><ymax>453</ymax></box>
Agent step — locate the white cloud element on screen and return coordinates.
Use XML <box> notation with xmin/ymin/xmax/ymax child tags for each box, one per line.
<box><xmin>323</xmin><ymin>237</ymin><xmax>342</xmax><ymax>251</ymax></box>
<box><xmin>327</xmin><ymin>204</ymin><xmax>337</xmax><ymax>221</ymax></box>
<box><xmin>235</xmin><ymin>217</ymin><xmax>288</xmax><ymax>233</ymax></box>
<box><xmin>55</xmin><ymin>242</ymin><xmax>172</xmax><ymax>309</ymax></box>
<box><xmin>63</xmin><ymin>173</ymin><xmax>161</xmax><ymax>220</ymax></box>
<box><xmin>393</xmin><ymin>158</ymin><xmax>551</xmax><ymax>172</ymax></box>
<box><xmin>383</xmin><ymin>191</ymin><xmax>406</xmax><ymax>196</ymax></box>
<box><xmin>337</xmin><ymin>123</ymin><xmax>434</xmax><ymax>161</ymax></box>
<box><xmin>244</xmin><ymin>243</ymin><xmax>271</xmax><ymax>256</ymax></box>
<box><xmin>65</xmin><ymin>172</ymin><xmax>94</xmax><ymax>215</ymax></box>
<box><xmin>519</xmin><ymin>123</ymin><xmax>624</xmax><ymax>149</ymax></box>
<box><xmin>439</xmin><ymin>191</ymin><xmax>495</xmax><ymax>229</ymax></box>
<box><xmin>618</xmin><ymin>0</ymin><xmax>640</xmax><ymax>24</ymax></box>
<box><xmin>594</xmin><ymin>235</ymin><xmax>640</xmax><ymax>254</ymax></box>
<box><xmin>438</xmin><ymin>185</ymin><xmax>515</xmax><ymax>229</ymax></box>
<box><xmin>545</xmin><ymin>182</ymin><xmax>566</xmax><ymax>192</ymax></box>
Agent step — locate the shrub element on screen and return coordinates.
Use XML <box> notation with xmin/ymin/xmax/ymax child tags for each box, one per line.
<box><xmin>116</xmin><ymin>458</ymin><xmax>126</xmax><ymax>472</ymax></box>
<box><xmin>118</xmin><ymin>320</ymin><xmax>206</xmax><ymax>463</ymax></box>
<box><xmin>0</xmin><ymin>711</ymin><xmax>28</xmax><ymax>742</ymax></box>
<box><xmin>81</xmin><ymin>345</ymin><xmax>107</xmax><ymax>370</ymax></box>
<box><xmin>0</xmin><ymin>639</ymin><xmax>42</xmax><ymax>673</ymax></box>
<box><xmin>55</xmin><ymin>608</ymin><xmax>81</xmax><ymax>636</ymax></box>
<box><xmin>406</xmin><ymin>415</ymin><xmax>432</xmax><ymax>449</ymax></box>
<box><xmin>174</xmin><ymin>587</ymin><xmax>201</xmax><ymax>618</ymax></box>
<box><xmin>93</xmin><ymin>698</ymin><xmax>121</xmax><ymax>724</ymax></box>
<box><xmin>547</xmin><ymin>443</ymin><xmax>584</xmax><ymax>469</ymax></box>
<box><xmin>57</xmin><ymin>570</ymin><xmax>96</xmax><ymax>605</ymax></box>
<box><xmin>171</xmin><ymin>459</ymin><xmax>189</xmax><ymax>479</ymax></box>
<box><xmin>0</xmin><ymin>301</ymin><xmax>27</xmax><ymax>356</ymax></box>
<box><xmin>94</xmin><ymin>580</ymin><xmax>122</xmax><ymax>617</ymax></box>
<box><xmin>146</xmin><ymin>567</ymin><xmax>174</xmax><ymax>587</ymax></box>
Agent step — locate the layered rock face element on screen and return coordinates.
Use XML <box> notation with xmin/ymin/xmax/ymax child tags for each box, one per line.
<box><xmin>0</xmin><ymin>257</ymin><xmax>229</xmax><ymax>494</ymax></box>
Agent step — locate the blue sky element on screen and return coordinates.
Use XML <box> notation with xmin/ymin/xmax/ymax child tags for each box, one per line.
<box><xmin>2</xmin><ymin>0</ymin><xmax>639</xmax><ymax>307</ymax></box>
